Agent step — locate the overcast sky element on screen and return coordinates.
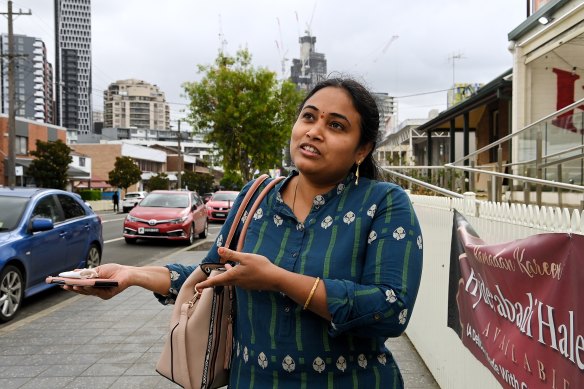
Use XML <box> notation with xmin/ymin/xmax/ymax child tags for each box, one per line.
<box><xmin>3</xmin><ymin>0</ymin><xmax>527</xmax><ymax>128</ymax></box>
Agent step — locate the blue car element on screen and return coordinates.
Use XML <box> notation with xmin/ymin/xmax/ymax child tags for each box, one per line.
<box><xmin>0</xmin><ymin>188</ymin><xmax>103</xmax><ymax>322</ymax></box>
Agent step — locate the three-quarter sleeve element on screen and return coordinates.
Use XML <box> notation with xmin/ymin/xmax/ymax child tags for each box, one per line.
<box><xmin>325</xmin><ymin>184</ymin><xmax>423</xmax><ymax>338</ymax></box>
<box><xmin>153</xmin><ymin>263</ymin><xmax>197</xmax><ymax>305</ymax></box>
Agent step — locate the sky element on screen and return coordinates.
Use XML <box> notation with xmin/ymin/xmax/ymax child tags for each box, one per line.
<box><xmin>2</xmin><ymin>0</ymin><xmax>528</xmax><ymax>129</ymax></box>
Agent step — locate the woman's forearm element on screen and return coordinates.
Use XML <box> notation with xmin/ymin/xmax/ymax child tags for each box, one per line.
<box><xmin>127</xmin><ymin>265</ymin><xmax>172</xmax><ymax>295</ymax></box>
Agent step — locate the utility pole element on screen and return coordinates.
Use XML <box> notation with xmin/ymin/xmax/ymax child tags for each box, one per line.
<box><xmin>177</xmin><ymin>120</ymin><xmax>183</xmax><ymax>190</ymax></box>
<box><xmin>1</xmin><ymin>1</ymin><xmax>31</xmax><ymax>188</ymax></box>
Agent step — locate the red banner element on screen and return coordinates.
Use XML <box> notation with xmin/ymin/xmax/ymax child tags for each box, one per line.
<box><xmin>448</xmin><ymin>210</ymin><xmax>584</xmax><ymax>388</ymax></box>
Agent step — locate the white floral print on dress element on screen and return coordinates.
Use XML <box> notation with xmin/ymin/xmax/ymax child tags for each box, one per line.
<box><xmin>313</xmin><ymin>356</ymin><xmax>326</xmax><ymax>373</ymax></box>
<box><xmin>367</xmin><ymin>204</ymin><xmax>377</xmax><ymax>217</ymax></box>
<box><xmin>296</xmin><ymin>222</ymin><xmax>304</xmax><ymax>231</ymax></box>
<box><xmin>377</xmin><ymin>354</ymin><xmax>387</xmax><ymax>365</ymax></box>
<box><xmin>321</xmin><ymin>215</ymin><xmax>333</xmax><ymax>229</ymax></box>
<box><xmin>258</xmin><ymin>352</ymin><xmax>268</xmax><ymax>369</ymax></box>
<box><xmin>385</xmin><ymin>289</ymin><xmax>397</xmax><ymax>303</ymax></box>
<box><xmin>273</xmin><ymin>214</ymin><xmax>283</xmax><ymax>227</ymax></box>
<box><xmin>336</xmin><ymin>355</ymin><xmax>347</xmax><ymax>372</ymax></box>
<box><xmin>216</xmin><ymin>234</ymin><xmax>223</xmax><ymax>247</ymax></box>
<box><xmin>393</xmin><ymin>226</ymin><xmax>406</xmax><ymax>240</ymax></box>
<box><xmin>399</xmin><ymin>309</ymin><xmax>408</xmax><ymax>325</ymax></box>
<box><xmin>357</xmin><ymin>354</ymin><xmax>368</xmax><ymax>369</ymax></box>
<box><xmin>276</xmin><ymin>192</ymin><xmax>283</xmax><ymax>203</ymax></box>
<box><xmin>243</xmin><ymin>346</ymin><xmax>249</xmax><ymax>363</ymax></box>
<box><xmin>169</xmin><ymin>270</ymin><xmax>180</xmax><ymax>281</ymax></box>
<box><xmin>313</xmin><ymin>195</ymin><xmax>325</xmax><ymax>208</ymax></box>
<box><xmin>368</xmin><ymin>230</ymin><xmax>377</xmax><ymax>244</ymax></box>
<box><xmin>343</xmin><ymin>211</ymin><xmax>355</xmax><ymax>225</ymax></box>
<box><xmin>253</xmin><ymin>208</ymin><xmax>263</xmax><ymax>220</ymax></box>
<box><xmin>241</xmin><ymin>210</ymin><xmax>248</xmax><ymax>224</ymax></box>
<box><xmin>282</xmin><ymin>355</ymin><xmax>295</xmax><ymax>373</ymax></box>
<box><xmin>417</xmin><ymin>235</ymin><xmax>423</xmax><ymax>249</ymax></box>
<box><xmin>337</xmin><ymin>183</ymin><xmax>345</xmax><ymax>195</ymax></box>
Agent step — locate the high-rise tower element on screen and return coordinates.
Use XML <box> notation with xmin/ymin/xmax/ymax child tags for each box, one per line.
<box><xmin>0</xmin><ymin>34</ymin><xmax>54</xmax><ymax>123</ymax></box>
<box><xmin>290</xmin><ymin>33</ymin><xmax>327</xmax><ymax>91</ymax></box>
<box><xmin>54</xmin><ymin>0</ymin><xmax>92</xmax><ymax>134</ymax></box>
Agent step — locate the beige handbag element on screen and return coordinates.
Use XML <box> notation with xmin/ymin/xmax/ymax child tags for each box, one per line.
<box><xmin>156</xmin><ymin>174</ymin><xmax>284</xmax><ymax>389</ymax></box>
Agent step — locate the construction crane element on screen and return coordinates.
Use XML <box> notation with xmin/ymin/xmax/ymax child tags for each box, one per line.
<box><xmin>275</xmin><ymin>17</ymin><xmax>289</xmax><ymax>78</ymax></box>
<box><xmin>373</xmin><ymin>35</ymin><xmax>399</xmax><ymax>63</ymax></box>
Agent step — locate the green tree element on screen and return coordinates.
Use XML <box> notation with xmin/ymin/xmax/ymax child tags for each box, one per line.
<box><xmin>108</xmin><ymin>156</ymin><xmax>142</xmax><ymax>193</ymax></box>
<box><xmin>183</xmin><ymin>49</ymin><xmax>304</xmax><ymax>182</ymax></box>
<box><xmin>148</xmin><ymin>172</ymin><xmax>170</xmax><ymax>191</ymax></box>
<box><xmin>181</xmin><ymin>170</ymin><xmax>214</xmax><ymax>194</ymax></box>
<box><xmin>220</xmin><ymin>170</ymin><xmax>244</xmax><ymax>191</ymax></box>
<box><xmin>28</xmin><ymin>139</ymin><xmax>72</xmax><ymax>189</ymax></box>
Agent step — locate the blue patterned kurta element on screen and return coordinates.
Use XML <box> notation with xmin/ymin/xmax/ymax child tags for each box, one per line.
<box><xmin>157</xmin><ymin>171</ymin><xmax>423</xmax><ymax>388</ymax></box>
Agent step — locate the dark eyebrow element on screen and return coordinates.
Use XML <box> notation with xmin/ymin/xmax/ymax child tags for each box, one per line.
<box><xmin>302</xmin><ymin>105</ymin><xmax>351</xmax><ymax>125</ymax></box>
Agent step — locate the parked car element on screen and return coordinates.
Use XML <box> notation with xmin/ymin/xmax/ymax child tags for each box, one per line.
<box><xmin>122</xmin><ymin>191</ymin><xmax>147</xmax><ymax>213</ymax></box>
<box><xmin>123</xmin><ymin>190</ymin><xmax>208</xmax><ymax>245</ymax></box>
<box><xmin>206</xmin><ymin>190</ymin><xmax>239</xmax><ymax>222</ymax></box>
<box><xmin>0</xmin><ymin>188</ymin><xmax>103</xmax><ymax>323</ymax></box>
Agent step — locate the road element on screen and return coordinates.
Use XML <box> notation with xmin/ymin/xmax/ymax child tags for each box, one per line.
<box><xmin>2</xmin><ymin>211</ymin><xmax>222</xmax><ymax>326</ymax></box>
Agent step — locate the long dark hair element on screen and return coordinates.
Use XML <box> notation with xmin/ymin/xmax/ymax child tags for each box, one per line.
<box><xmin>298</xmin><ymin>77</ymin><xmax>380</xmax><ymax>180</ymax></box>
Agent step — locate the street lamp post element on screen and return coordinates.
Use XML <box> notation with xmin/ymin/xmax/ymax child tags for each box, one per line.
<box><xmin>177</xmin><ymin>120</ymin><xmax>183</xmax><ymax>190</ymax></box>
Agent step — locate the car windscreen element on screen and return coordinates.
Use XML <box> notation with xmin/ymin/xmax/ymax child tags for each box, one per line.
<box><xmin>125</xmin><ymin>193</ymin><xmax>142</xmax><ymax>199</ymax></box>
<box><xmin>139</xmin><ymin>193</ymin><xmax>189</xmax><ymax>208</ymax></box>
<box><xmin>0</xmin><ymin>196</ymin><xmax>29</xmax><ymax>231</ymax></box>
<box><xmin>212</xmin><ymin>193</ymin><xmax>238</xmax><ymax>202</ymax></box>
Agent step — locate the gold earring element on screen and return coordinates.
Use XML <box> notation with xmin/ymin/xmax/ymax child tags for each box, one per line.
<box><xmin>355</xmin><ymin>160</ymin><xmax>361</xmax><ymax>185</ymax></box>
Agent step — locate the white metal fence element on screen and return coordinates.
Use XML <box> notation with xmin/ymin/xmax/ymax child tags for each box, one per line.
<box><xmin>405</xmin><ymin>192</ymin><xmax>584</xmax><ymax>388</ymax></box>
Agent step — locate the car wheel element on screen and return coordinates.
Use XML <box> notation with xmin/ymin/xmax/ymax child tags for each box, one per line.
<box><xmin>187</xmin><ymin>223</ymin><xmax>196</xmax><ymax>245</ymax></box>
<box><xmin>199</xmin><ymin>220</ymin><xmax>208</xmax><ymax>239</ymax></box>
<box><xmin>0</xmin><ymin>265</ymin><xmax>24</xmax><ymax>323</ymax></box>
<box><xmin>125</xmin><ymin>237</ymin><xmax>137</xmax><ymax>244</ymax></box>
<box><xmin>122</xmin><ymin>207</ymin><xmax>129</xmax><ymax>213</ymax></box>
<box><xmin>85</xmin><ymin>244</ymin><xmax>101</xmax><ymax>268</ymax></box>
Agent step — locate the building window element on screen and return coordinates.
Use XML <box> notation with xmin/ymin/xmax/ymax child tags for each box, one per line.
<box><xmin>79</xmin><ymin>157</ymin><xmax>86</xmax><ymax>167</ymax></box>
<box><xmin>15</xmin><ymin>136</ymin><xmax>28</xmax><ymax>155</ymax></box>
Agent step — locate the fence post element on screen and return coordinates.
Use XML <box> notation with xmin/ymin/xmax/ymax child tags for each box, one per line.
<box><xmin>497</xmin><ymin>146</ymin><xmax>503</xmax><ymax>203</ymax></box>
<box><xmin>557</xmin><ymin>164</ymin><xmax>563</xmax><ymax>209</ymax></box>
<box><xmin>469</xmin><ymin>160</ymin><xmax>475</xmax><ymax>193</ymax></box>
<box><xmin>463</xmin><ymin>192</ymin><xmax>477</xmax><ymax>217</ymax></box>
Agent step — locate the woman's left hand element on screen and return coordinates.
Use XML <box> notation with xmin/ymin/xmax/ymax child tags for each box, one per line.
<box><xmin>195</xmin><ymin>247</ymin><xmax>285</xmax><ymax>292</ymax></box>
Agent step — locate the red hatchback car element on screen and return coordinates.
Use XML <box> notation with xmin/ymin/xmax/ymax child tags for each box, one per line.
<box><xmin>206</xmin><ymin>190</ymin><xmax>239</xmax><ymax>222</ymax></box>
<box><xmin>123</xmin><ymin>190</ymin><xmax>208</xmax><ymax>245</ymax></box>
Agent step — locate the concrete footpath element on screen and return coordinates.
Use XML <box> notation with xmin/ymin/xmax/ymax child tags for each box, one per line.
<box><xmin>0</xmin><ymin>242</ymin><xmax>440</xmax><ymax>388</ymax></box>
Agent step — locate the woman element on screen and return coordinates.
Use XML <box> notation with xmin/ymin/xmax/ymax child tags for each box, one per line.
<box><xmin>67</xmin><ymin>77</ymin><xmax>423</xmax><ymax>388</ymax></box>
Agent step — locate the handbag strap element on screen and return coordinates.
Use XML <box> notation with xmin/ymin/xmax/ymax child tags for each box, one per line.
<box><xmin>223</xmin><ymin>174</ymin><xmax>278</xmax><ymax>250</ymax></box>
<box><xmin>237</xmin><ymin>176</ymin><xmax>285</xmax><ymax>251</ymax></box>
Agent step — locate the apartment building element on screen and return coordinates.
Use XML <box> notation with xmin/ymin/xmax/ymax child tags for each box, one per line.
<box><xmin>0</xmin><ymin>34</ymin><xmax>54</xmax><ymax>123</ymax></box>
<box><xmin>103</xmin><ymin>79</ymin><xmax>170</xmax><ymax>130</ymax></box>
<box><xmin>54</xmin><ymin>0</ymin><xmax>93</xmax><ymax>134</ymax></box>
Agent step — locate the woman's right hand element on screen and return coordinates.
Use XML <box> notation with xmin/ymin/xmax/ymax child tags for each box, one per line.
<box><xmin>62</xmin><ymin>263</ymin><xmax>132</xmax><ymax>300</ymax></box>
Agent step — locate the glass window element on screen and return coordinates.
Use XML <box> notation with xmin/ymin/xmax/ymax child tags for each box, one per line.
<box><xmin>15</xmin><ymin>136</ymin><xmax>28</xmax><ymax>155</ymax></box>
<box><xmin>58</xmin><ymin>194</ymin><xmax>86</xmax><ymax>219</ymax></box>
<box><xmin>32</xmin><ymin>195</ymin><xmax>63</xmax><ymax>224</ymax></box>
<box><xmin>0</xmin><ymin>196</ymin><xmax>28</xmax><ymax>231</ymax></box>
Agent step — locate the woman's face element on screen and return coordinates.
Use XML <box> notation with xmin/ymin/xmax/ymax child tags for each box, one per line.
<box><xmin>290</xmin><ymin>86</ymin><xmax>372</xmax><ymax>184</ymax></box>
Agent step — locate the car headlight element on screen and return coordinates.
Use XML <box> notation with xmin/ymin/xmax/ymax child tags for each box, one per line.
<box><xmin>169</xmin><ymin>216</ymin><xmax>188</xmax><ymax>224</ymax></box>
<box><xmin>126</xmin><ymin>215</ymin><xmax>138</xmax><ymax>222</ymax></box>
